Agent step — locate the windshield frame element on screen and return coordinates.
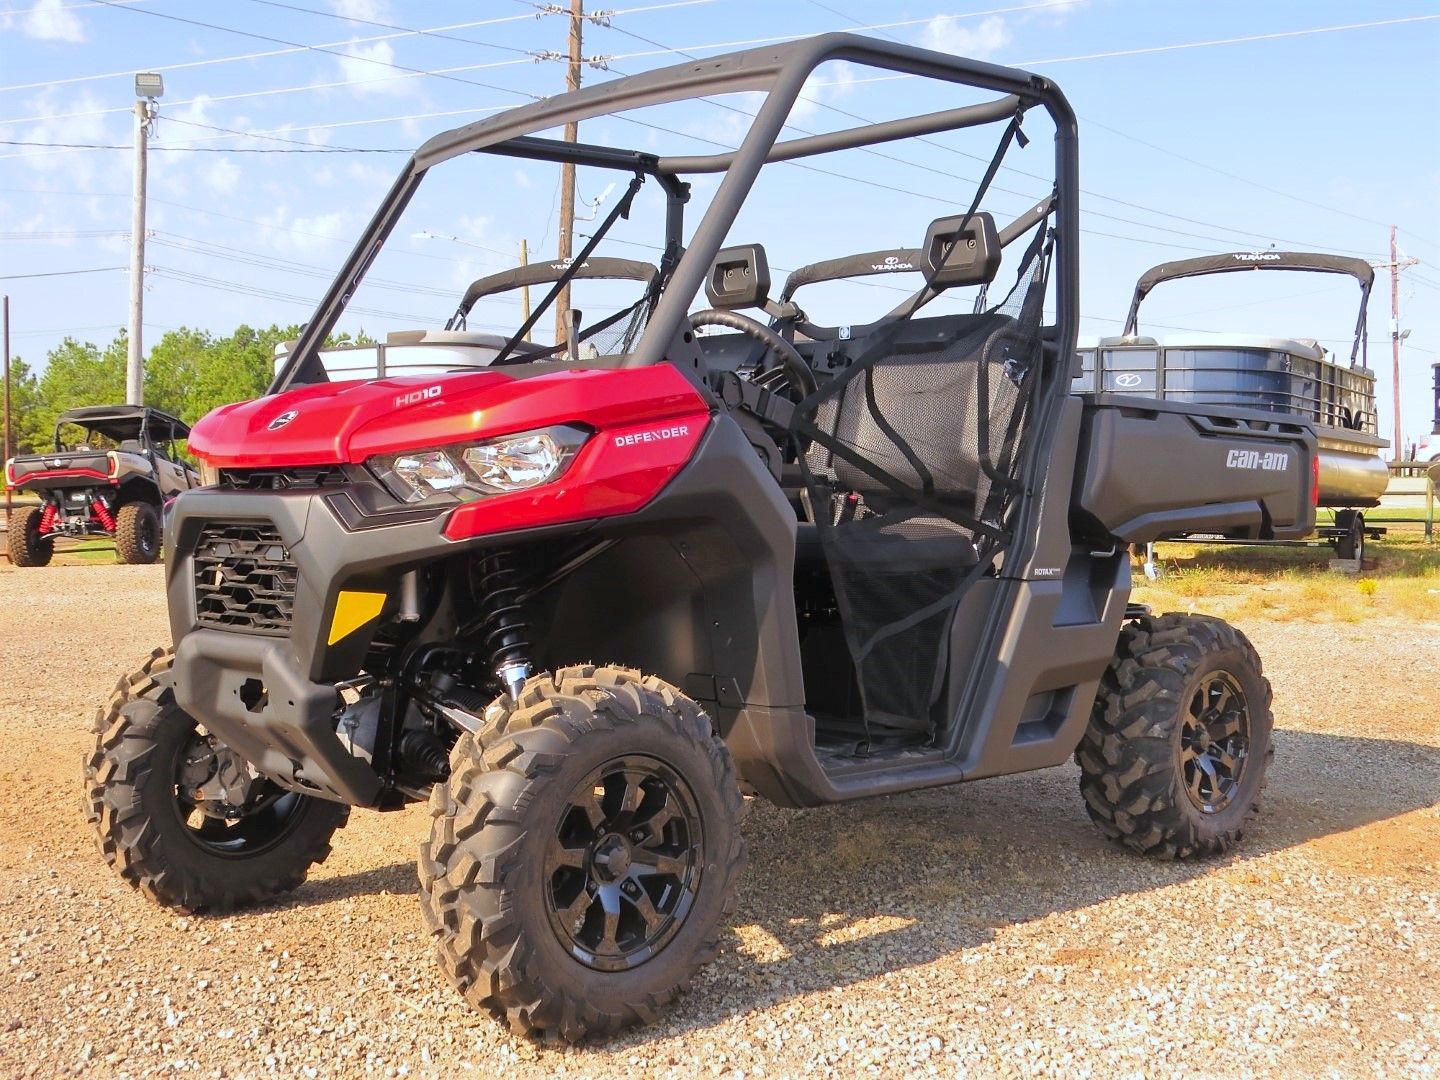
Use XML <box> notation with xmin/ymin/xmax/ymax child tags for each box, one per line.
<box><xmin>269</xmin><ymin>32</ymin><xmax>1078</xmax><ymax>396</ymax></box>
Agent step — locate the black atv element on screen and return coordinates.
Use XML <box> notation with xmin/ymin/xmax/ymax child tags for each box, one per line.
<box><xmin>6</xmin><ymin>405</ymin><xmax>198</xmax><ymax>565</ymax></box>
<box><xmin>85</xmin><ymin>35</ymin><xmax>1317</xmax><ymax>1040</ymax></box>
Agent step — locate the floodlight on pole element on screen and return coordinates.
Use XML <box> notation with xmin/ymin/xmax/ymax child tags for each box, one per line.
<box><xmin>134</xmin><ymin>72</ymin><xmax>164</xmax><ymax>100</ymax></box>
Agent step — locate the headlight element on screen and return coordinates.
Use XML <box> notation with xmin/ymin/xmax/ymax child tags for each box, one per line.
<box><xmin>367</xmin><ymin>425</ymin><xmax>588</xmax><ymax>505</ymax></box>
<box><xmin>199</xmin><ymin>462</ymin><xmax>220</xmax><ymax>487</ymax></box>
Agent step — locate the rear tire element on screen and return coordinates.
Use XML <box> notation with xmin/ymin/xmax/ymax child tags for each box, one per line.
<box><xmin>114</xmin><ymin>501</ymin><xmax>161</xmax><ymax>564</ymax></box>
<box><xmin>7</xmin><ymin>504</ymin><xmax>53</xmax><ymax>566</ymax></box>
<box><xmin>1076</xmin><ymin>614</ymin><xmax>1273</xmax><ymax>859</ymax></box>
<box><xmin>420</xmin><ymin>665</ymin><xmax>746</xmax><ymax>1041</ymax></box>
<box><xmin>84</xmin><ymin>647</ymin><xmax>349</xmax><ymax>912</ymax></box>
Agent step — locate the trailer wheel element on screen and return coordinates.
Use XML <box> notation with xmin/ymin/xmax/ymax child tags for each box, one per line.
<box><xmin>420</xmin><ymin>665</ymin><xmax>746</xmax><ymax>1040</ymax></box>
<box><xmin>1334</xmin><ymin>510</ymin><xmax>1365</xmax><ymax>562</ymax></box>
<box><xmin>7</xmin><ymin>504</ymin><xmax>54</xmax><ymax>566</ymax></box>
<box><xmin>114</xmin><ymin>501</ymin><xmax>161</xmax><ymax>564</ymax></box>
<box><xmin>1076</xmin><ymin>613</ymin><xmax>1273</xmax><ymax>859</ymax></box>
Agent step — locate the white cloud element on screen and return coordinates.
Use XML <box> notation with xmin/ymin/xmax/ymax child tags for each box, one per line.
<box><xmin>329</xmin><ymin>0</ymin><xmax>389</xmax><ymax>22</ymax></box>
<box><xmin>922</xmin><ymin>14</ymin><xmax>1011</xmax><ymax>60</ymax></box>
<box><xmin>337</xmin><ymin>39</ymin><xmax>414</xmax><ymax>97</ymax></box>
<box><xmin>204</xmin><ymin>157</ymin><xmax>241</xmax><ymax>196</ymax></box>
<box><xmin>21</xmin><ymin>0</ymin><xmax>87</xmax><ymax>43</ymax></box>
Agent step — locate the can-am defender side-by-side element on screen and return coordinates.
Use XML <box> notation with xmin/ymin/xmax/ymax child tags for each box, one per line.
<box><xmin>7</xmin><ymin>405</ymin><xmax>197</xmax><ymax>565</ymax></box>
<box><xmin>85</xmin><ymin>36</ymin><xmax>1316</xmax><ymax>1040</ymax></box>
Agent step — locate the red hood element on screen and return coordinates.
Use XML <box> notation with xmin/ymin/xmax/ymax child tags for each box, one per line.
<box><xmin>189</xmin><ymin>366</ymin><xmax>709</xmax><ymax>468</ymax></box>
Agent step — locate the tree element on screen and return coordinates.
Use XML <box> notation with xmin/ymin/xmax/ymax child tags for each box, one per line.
<box><xmin>3</xmin><ymin>357</ymin><xmax>45</xmax><ymax>455</ymax></box>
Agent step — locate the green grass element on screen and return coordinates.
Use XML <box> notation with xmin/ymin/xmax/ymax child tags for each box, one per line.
<box><xmin>1136</xmin><ymin>533</ymin><xmax>1440</xmax><ymax>624</ymax></box>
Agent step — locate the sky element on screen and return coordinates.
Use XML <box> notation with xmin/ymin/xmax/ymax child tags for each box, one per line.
<box><xmin>1</xmin><ymin>0</ymin><xmax>1438</xmax><ymax>447</ymax></box>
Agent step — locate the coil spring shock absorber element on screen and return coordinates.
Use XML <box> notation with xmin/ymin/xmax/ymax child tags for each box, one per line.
<box><xmin>91</xmin><ymin>496</ymin><xmax>116</xmax><ymax>532</ymax></box>
<box><xmin>37</xmin><ymin>502</ymin><xmax>58</xmax><ymax>534</ymax></box>
<box><xmin>473</xmin><ymin>550</ymin><xmax>532</xmax><ymax>699</ymax></box>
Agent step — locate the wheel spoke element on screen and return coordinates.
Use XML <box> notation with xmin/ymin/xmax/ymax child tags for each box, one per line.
<box><xmin>632</xmin><ymin>849</ymin><xmax>687</xmax><ymax>877</ymax></box>
<box><xmin>1209</xmin><ymin>713</ymin><xmax>1243</xmax><ymax>741</ymax></box>
<box><xmin>625</xmin><ymin>883</ymin><xmax>663</xmax><ymax>931</ymax></box>
<box><xmin>575</xmin><ymin>792</ymin><xmax>607</xmax><ymax>832</ymax></box>
<box><xmin>560</xmin><ymin>885</ymin><xmax>593</xmax><ymax>930</ymax></box>
<box><xmin>1211</xmin><ymin>748</ymin><xmax>1240</xmax><ymax>777</ymax></box>
<box><xmin>618</xmin><ymin>770</ymin><xmax>646</xmax><ymax>816</ymax></box>
<box><xmin>633</xmin><ymin>793</ymin><xmax>680</xmax><ymax>842</ymax></box>
<box><xmin>1209</xmin><ymin>680</ymin><xmax>1235</xmax><ymax>718</ymax></box>
<box><xmin>546</xmin><ymin>842</ymin><xmax>589</xmax><ymax>874</ymax></box>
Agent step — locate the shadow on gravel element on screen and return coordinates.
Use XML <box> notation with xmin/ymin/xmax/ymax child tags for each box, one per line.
<box><xmin>275</xmin><ymin>730</ymin><xmax>1440</xmax><ymax>1040</ymax></box>
<box><xmin>288</xmin><ymin>860</ymin><xmax>418</xmax><ymax>907</ymax></box>
<box><xmin>652</xmin><ymin>728</ymin><xmax>1440</xmax><ymax>1040</ymax></box>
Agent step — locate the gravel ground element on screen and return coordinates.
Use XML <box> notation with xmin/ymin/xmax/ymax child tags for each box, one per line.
<box><xmin>2</xmin><ymin>563</ymin><xmax>1438</xmax><ymax>1078</ymax></box>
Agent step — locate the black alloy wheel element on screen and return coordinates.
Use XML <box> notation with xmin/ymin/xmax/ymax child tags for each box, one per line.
<box><xmin>1178</xmin><ymin>671</ymin><xmax>1251</xmax><ymax>815</ymax></box>
<box><xmin>543</xmin><ymin>754</ymin><xmax>704</xmax><ymax>972</ymax></box>
<box><xmin>173</xmin><ymin>729</ymin><xmax>311</xmax><ymax>857</ymax></box>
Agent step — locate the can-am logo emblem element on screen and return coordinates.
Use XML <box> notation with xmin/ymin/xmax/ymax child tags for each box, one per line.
<box><xmin>267</xmin><ymin>410</ymin><xmax>299</xmax><ymax>431</ymax></box>
<box><xmin>1226</xmin><ymin>448</ymin><xmax>1290</xmax><ymax>472</ymax></box>
<box><xmin>48</xmin><ymin>458</ymin><xmax>64</xmax><ymax>467</ymax></box>
<box><xmin>1114</xmin><ymin>372</ymin><xmax>1144</xmax><ymax>388</ymax></box>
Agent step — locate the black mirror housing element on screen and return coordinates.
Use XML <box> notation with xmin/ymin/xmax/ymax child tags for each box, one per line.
<box><xmin>705</xmin><ymin>244</ymin><xmax>772</xmax><ymax>310</ymax></box>
<box><xmin>923</xmin><ymin>213</ymin><xmax>1001</xmax><ymax>288</ymax></box>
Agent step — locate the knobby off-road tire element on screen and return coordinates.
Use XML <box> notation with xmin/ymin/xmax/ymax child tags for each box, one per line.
<box><xmin>1077</xmin><ymin>614</ymin><xmax>1274</xmax><ymax>859</ymax></box>
<box><xmin>420</xmin><ymin>665</ymin><xmax>746</xmax><ymax>1041</ymax></box>
<box><xmin>114</xmin><ymin>500</ymin><xmax>161</xmax><ymax>564</ymax></box>
<box><xmin>7</xmin><ymin>504</ymin><xmax>54</xmax><ymax>566</ymax></box>
<box><xmin>84</xmin><ymin>647</ymin><xmax>349</xmax><ymax>912</ymax></box>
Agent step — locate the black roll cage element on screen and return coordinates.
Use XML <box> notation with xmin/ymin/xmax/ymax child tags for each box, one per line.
<box><xmin>53</xmin><ymin>405</ymin><xmax>190</xmax><ymax>449</ymax></box>
<box><xmin>271</xmin><ymin>33</ymin><xmax>1078</xmax><ymax>393</ymax></box>
<box><xmin>1122</xmin><ymin>251</ymin><xmax>1376</xmax><ymax>367</ymax></box>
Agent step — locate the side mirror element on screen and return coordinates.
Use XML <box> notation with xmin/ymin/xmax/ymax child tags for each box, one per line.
<box><xmin>705</xmin><ymin>244</ymin><xmax>772</xmax><ymax>310</ymax></box>
<box><xmin>923</xmin><ymin>212</ymin><xmax>1001</xmax><ymax>288</ymax></box>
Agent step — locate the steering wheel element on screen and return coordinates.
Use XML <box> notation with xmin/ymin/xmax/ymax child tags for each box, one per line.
<box><xmin>688</xmin><ymin>308</ymin><xmax>818</xmax><ymax>399</ymax></box>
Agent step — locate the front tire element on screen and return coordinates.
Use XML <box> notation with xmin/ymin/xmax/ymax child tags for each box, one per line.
<box><xmin>1076</xmin><ymin>614</ymin><xmax>1273</xmax><ymax>859</ymax></box>
<box><xmin>114</xmin><ymin>500</ymin><xmax>161</xmax><ymax>564</ymax></box>
<box><xmin>8</xmin><ymin>504</ymin><xmax>54</xmax><ymax>566</ymax></box>
<box><xmin>420</xmin><ymin>665</ymin><xmax>746</xmax><ymax>1041</ymax></box>
<box><xmin>84</xmin><ymin>647</ymin><xmax>349</xmax><ymax>911</ymax></box>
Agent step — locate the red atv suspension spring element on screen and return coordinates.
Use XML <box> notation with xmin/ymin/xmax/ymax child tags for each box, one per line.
<box><xmin>91</xmin><ymin>497</ymin><xmax>117</xmax><ymax>531</ymax></box>
<box><xmin>37</xmin><ymin>502</ymin><xmax>58</xmax><ymax>534</ymax></box>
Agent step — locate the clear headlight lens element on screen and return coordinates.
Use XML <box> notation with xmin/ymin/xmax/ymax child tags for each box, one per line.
<box><xmin>368</xmin><ymin>425</ymin><xmax>587</xmax><ymax>505</ymax></box>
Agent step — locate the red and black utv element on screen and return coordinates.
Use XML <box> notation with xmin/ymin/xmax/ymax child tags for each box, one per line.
<box><xmin>87</xmin><ymin>35</ymin><xmax>1316</xmax><ymax>1040</ymax></box>
<box><xmin>6</xmin><ymin>405</ymin><xmax>197</xmax><ymax>565</ymax></box>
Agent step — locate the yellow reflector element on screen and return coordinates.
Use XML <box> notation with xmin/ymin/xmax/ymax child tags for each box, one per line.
<box><xmin>328</xmin><ymin>590</ymin><xmax>386</xmax><ymax>645</ymax></box>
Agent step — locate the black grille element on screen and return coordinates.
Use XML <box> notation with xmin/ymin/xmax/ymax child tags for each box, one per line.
<box><xmin>193</xmin><ymin>522</ymin><xmax>297</xmax><ymax>634</ymax></box>
<box><xmin>218</xmin><ymin>466</ymin><xmax>347</xmax><ymax>490</ymax></box>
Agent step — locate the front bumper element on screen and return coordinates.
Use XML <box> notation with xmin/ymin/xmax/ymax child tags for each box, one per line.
<box><xmin>164</xmin><ymin>485</ymin><xmax>462</xmax><ymax>804</ymax></box>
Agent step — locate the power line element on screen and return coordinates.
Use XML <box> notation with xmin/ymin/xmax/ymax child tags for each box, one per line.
<box><xmin>0</xmin><ymin>266</ymin><xmax>125</xmax><ymax>281</ymax></box>
<box><xmin>0</xmin><ymin>138</ymin><xmax>405</xmax><ymax>154</ymax></box>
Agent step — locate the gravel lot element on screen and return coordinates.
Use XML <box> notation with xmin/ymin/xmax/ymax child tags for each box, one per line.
<box><xmin>2</xmin><ymin>563</ymin><xmax>1438</xmax><ymax>1078</ymax></box>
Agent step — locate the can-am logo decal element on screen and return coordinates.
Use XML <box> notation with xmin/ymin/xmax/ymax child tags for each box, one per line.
<box><xmin>1226</xmin><ymin>448</ymin><xmax>1290</xmax><ymax>472</ymax></box>
<box><xmin>1232</xmin><ymin>252</ymin><xmax>1282</xmax><ymax>261</ymax></box>
<box><xmin>1114</xmin><ymin>372</ymin><xmax>1144</xmax><ymax>388</ymax></box>
<box><xmin>870</xmin><ymin>255</ymin><xmax>915</xmax><ymax>271</ymax></box>
<box><xmin>267</xmin><ymin>410</ymin><xmax>299</xmax><ymax>431</ymax></box>
<box><xmin>613</xmin><ymin>424</ymin><xmax>690</xmax><ymax>448</ymax></box>
<box><xmin>394</xmin><ymin>385</ymin><xmax>442</xmax><ymax>409</ymax></box>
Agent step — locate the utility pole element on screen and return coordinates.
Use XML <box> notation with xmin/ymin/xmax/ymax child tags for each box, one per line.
<box><xmin>128</xmin><ymin>73</ymin><xmax>164</xmax><ymax>407</ymax></box>
<box><xmin>554</xmin><ymin>0</ymin><xmax>585</xmax><ymax>347</ymax></box>
<box><xmin>3</xmin><ymin>295</ymin><xmax>11</xmax><ymax>531</ymax></box>
<box><xmin>1386</xmin><ymin>225</ymin><xmax>1420</xmax><ymax>461</ymax></box>
<box><xmin>519</xmin><ymin>239</ymin><xmax>532</xmax><ymax>340</ymax></box>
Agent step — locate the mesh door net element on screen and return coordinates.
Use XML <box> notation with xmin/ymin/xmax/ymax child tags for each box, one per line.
<box><xmin>795</xmin><ymin>229</ymin><xmax>1051</xmax><ymax>744</ymax></box>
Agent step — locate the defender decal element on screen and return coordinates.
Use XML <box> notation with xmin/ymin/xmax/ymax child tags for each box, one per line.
<box><xmin>613</xmin><ymin>424</ymin><xmax>691</xmax><ymax>448</ymax></box>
